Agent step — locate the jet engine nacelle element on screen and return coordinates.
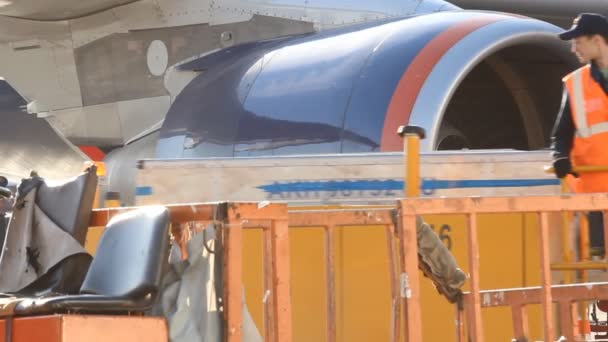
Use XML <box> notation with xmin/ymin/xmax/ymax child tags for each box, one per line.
<box><xmin>157</xmin><ymin>10</ymin><xmax>577</xmax><ymax>156</ymax></box>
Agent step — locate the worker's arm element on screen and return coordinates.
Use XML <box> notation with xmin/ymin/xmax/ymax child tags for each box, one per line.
<box><xmin>550</xmin><ymin>90</ymin><xmax>576</xmax><ymax>178</ymax></box>
<box><xmin>551</xmin><ymin>90</ymin><xmax>575</xmax><ymax>159</ymax></box>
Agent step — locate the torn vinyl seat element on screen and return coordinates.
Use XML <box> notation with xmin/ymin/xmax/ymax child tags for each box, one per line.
<box><xmin>0</xmin><ymin>166</ymin><xmax>97</xmax><ymax>296</ymax></box>
<box><xmin>13</xmin><ymin>206</ymin><xmax>170</xmax><ymax>316</ymax></box>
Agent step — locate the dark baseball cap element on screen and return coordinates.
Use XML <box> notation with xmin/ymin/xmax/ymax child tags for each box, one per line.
<box><xmin>559</xmin><ymin>13</ymin><xmax>608</xmax><ymax>40</ymax></box>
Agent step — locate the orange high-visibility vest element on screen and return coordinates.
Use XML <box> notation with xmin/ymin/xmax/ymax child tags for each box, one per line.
<box><xmin>563</xmin><ymin>64</ymin><xmax>608</xmax><ymax>193</ymax></box>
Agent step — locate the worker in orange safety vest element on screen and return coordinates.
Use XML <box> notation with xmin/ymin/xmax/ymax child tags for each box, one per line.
<box><xmin>551</xmin><ymin>13</ymin><xmax>608</xmax><ymax>258</ymax></box>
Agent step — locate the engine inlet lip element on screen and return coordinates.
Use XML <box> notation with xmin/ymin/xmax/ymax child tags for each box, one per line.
<box><xmin>407</xmin><ymin>17</ymin><xmax>578</xmax><ymax>151</ymax></box>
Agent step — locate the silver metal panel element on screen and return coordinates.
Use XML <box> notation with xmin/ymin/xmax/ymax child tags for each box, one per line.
<box><xmin>306</xmin><ymin>0</ymin><xmax>434</xmax><ymax>15</ymax></box>
<box><xmin>45</xmin><ymin>95</ymin><xmax>169</xmax><ymax>145</ymax></box>
<box><xmin>74</xmin><ymin>16</ymin><xmax>313</xmax><ymax>107</ymax></box>
<box><xmin>156</xmin><ymin>0</ymin><xmax>212</xmax><ymax>27</ymax></box>
<box><xmin>140</xmin><ymin>149</ymin><xmax>554</xmax><ymax>168</ymax></box>
<box><xmin>135</xmin><ymin>149</ymin><xmax>558</xmax><ymax>206</ymax></box>
<box><xmin>0</xmin><ymin>16</ymin><xmax>70</xmax><ymax>43</ymax></box>
<box><xmin>214</xmin><ymin>0</ymin><xmax>457</xmax><ymax>28</ymax></box>
<box><xmin>0</xmin><ymin>17</ymin><xmax>80</xmax><ymax>113</ymax></box>
<box><xmin>74</xmin><ymin>33</ymin><xmax>168</xmax><ymax>106</ymax></box>
<box><xmin>0</xmin><ymin>40</ymin><xmax>82</xmax><ymax>113</ymax></box>
<box><xmin>69</xmin><ymin>9</ymin><xmax>128</xmax><ymax>49</ymax></box>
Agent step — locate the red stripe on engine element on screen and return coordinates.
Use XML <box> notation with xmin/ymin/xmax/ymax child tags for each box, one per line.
<box><xmin>380</xmin><ymin>16</ymin><xmax>506</xmax><ymax>151</ymax></box>
<box><xmin>79</xmin><ymin>146</ymin><xmax>105</xmax><ymax>161</ymax></box>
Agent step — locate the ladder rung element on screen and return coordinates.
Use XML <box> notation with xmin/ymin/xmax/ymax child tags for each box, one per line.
<box><xmin>551</xmin><ymin>261</ymin><xmax>608</xmax><ymax>271</ymax></box>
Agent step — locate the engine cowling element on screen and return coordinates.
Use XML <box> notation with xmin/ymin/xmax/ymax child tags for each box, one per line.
<box><xmin>157</xmin><ymin>10</ymin><xmax>578</xmax><ymax>159</ymax></box>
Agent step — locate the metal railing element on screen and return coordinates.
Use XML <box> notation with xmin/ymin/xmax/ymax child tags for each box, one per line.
<box><xmin>544</xmin><ymin>164</ymin><xmax>608</xmax><ymax>336</ymax></box>
<box><xmin>399</xmin><ymin>193</ymin><xmax>608</xmax><ymax>341</ymax></box>
<box><xmin>89</xmin><ymin>195</ymin><xmax>608</xmax><ymax>342</ymax></box>
<box><xmin>543</xmin><ymin>164</ymin><xmax>608</xmax><ymax>275</ymax></box>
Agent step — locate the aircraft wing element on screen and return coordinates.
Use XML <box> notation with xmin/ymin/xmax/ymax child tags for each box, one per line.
<box><xmin>0</xmin><ymin>80</ymin><xmax>88</xmax><ymax>181</ymax></box>
<box><xmin>0</xmin><ymin>0</ymin><xmax>140</xmax><ymax>21</ymax></box>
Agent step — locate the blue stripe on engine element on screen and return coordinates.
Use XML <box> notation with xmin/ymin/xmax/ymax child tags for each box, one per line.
<box><xmin>135</xmin><ymin>186</ymin><xmax>153</xmax><ymax>196</ymax></box>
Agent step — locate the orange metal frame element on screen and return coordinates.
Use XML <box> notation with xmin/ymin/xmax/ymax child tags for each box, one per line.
<box><xmin>89</xmin><ymin>193</ymin><xmax>608</xmax><ymax>342</ymax></box>
<box><xmin>0</xmin><ymin>315</ymin><xmax>167</xmax><ymax>342</ymax></box>
<box><xmin>398</xmin><ymin>194</ymin><xmax>608</xmax><ymax>342</ymax></box>
<box><xmin>90</xmin><ymin>203</ymin><xmax>412</xmax><ymax>342</ymax></box>
<box><xmin>90</xmin><ymin>202</ymin><xmax>293</xmax><ymax>342</ymax></box>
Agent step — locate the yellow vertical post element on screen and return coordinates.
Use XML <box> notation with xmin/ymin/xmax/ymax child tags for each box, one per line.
<box><xmin>397</xmin><ymin>125</ymin><xmax>426</xmax><ymax>342</ymax></box>
<box><xmin>84</xmin><ymin>161</ymin><xmax>106</xmax><ymax>209</ymax></box>
<box><xmin>560</xmin><ymin>180</ymin><xmax>573</xmax><ymax>284</ymax></box>
<box><xmin>559</xmin><ymin>179</ymin><xmax>588</xmax><ymax>333</ymax></box>
<box><xmin>560</xmin><ymin>179</ymin><xmax>590</xmax><ymax>336</ymax></box>
<box><xmin>579</xmin><ymin>214</ymin><xmax>590</xmax><ymax>337</ymax></box>
<box><xmin>397</xmin><ymin>125</ymin><xmax>426</xmax><ymax>198</ymax></box>
<box><xmin>580</xmin><ymin>215</ymin><xmax>590</xmax><ymax>268</ymax></box>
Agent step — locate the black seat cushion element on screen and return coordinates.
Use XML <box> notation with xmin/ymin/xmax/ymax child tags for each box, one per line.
<box><xmin>13</xmin><ymin>206</ymin><xmax>170</xmax><ymax>316</ymax></box>
<box><xmin>0</xmin><ymin>186</ymin><xmax>10</xmax><ymax>198</ymax></box>
<box><xmin>14</xmin><ymin>294</ymin><xmax>149</xmax><ymax>316</ymax></box>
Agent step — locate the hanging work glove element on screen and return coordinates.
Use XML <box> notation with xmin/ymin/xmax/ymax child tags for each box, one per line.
<box><xmin>553</xmin><ymin>157</ymin><xmax>578</xmax><ymax>178</ymax></box>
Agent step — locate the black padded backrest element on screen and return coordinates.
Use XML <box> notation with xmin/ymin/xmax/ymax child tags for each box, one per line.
<box><xmin>0</xmin><ymin>186</ymin><xmax>10</xmax><ymax>198</ymax></box>
<box><xmin>80</xmin><ymin>206</ymin><xmax>170</xmax><ymax>297</ymax></box>
<box><xmin>35</xmin><ymin>166</ymin><xmax>98</xmax><ymax>244</ymax></box>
